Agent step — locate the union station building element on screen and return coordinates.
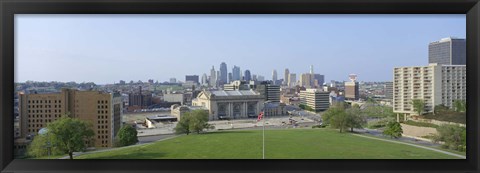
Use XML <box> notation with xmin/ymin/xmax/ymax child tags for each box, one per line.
<box><xmin>192</xmin><ymin>90</ymin><xmax>265</xmax><ymax>120</ymax></box>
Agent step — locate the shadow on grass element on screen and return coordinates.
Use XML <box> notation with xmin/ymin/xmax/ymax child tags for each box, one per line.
<box><xmin>80</xmin><ymin>152</ymin><xmax>167</xmax><ymax>159</ymax></box>
<box><xmin>203</xmin><ymin>130</ymin><xmax>257</xmax><ymax>135</ymax></box>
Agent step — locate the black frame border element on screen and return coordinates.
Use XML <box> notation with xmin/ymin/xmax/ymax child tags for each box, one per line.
<box><xmin>1</xmin><ymin>0</ymin><xmax>479</xmax><ymax>173</ymax></box>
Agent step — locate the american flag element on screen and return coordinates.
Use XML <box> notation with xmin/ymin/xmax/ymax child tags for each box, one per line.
<box><xmin>257</xmin><ymin>112</ymin><xmax>264</xmax><ymax>122</ymax></box>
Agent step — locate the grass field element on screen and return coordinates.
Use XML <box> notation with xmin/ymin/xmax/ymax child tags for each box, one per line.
<box><xmin>76</xmin><ymin>129</ymin><xmax>460</xmax><ymax>159</ymax></box>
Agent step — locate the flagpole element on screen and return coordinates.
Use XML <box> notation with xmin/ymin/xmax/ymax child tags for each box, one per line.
<box><xmin>263</xmin><ymin>110</ymin><xmax>265</xmax><ymax>159</ymax></box>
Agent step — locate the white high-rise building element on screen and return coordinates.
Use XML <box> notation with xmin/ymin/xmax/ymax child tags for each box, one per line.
<box><xmin>209</xmin><ymin>66</ymin><xmax>216</xmax><ymax>87</ymax></box>
<box><xmin>272</xmin><ymin>70</ymin><xmax>278</xmax><ymax>85</ymax></box>
<box><xmin>288</xmin><ymin>73</ymin><xmax>296</xmax><ymax>87</ymax></box>
<box><xmin>201</xmin><ymin>73</ymin><xmax>208</xmax><ymax>86</ymax></box>
<box><xmin>393</xmin><ymin>63</ymin><xmax>466</xmax><ymax>116</ymax></box>
<box><xmin>284</xmin><ymin>68</ymin><xmax>289</xmax><ymax>86</ymax></box>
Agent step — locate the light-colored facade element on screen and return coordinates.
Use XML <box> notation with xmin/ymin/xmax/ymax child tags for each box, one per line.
<box><xmin>300</xmin><ymin>73</ymin><xmax>314</xmax><ymax>88</ymax></box>
<box><xmin>393</xmin><ymin>63</ymin><xmax>466</xmax><ymax>116</ymax></box>
<box><xmin>209</xmin><ymin>66</ymin><xmax>217</xmax><ymax>87</ymax></box>
<box><xmin>192</xmin><ymin>90</ymin><xmax>265</xmax><ymax>120</ymax></box>
<box><xmin>171</xmin><ymin>104</ymin><xmax>209</xmax><ymax>121</ymax></box>
<box><xmin>163</xmin><ymin>93</ymin><xmax>184</xmax><ymax>104</ymax></box>
<box><xmin>19</xmin><ymin>88</ymin><xmax>123</xmax><ymax>148</ymax></box>
<box><xmin>299</xmin><ymin>89</ymin><xmax>330</xmax><ymax>111</ymax></box>
<box><xmin>344</xmin><ymin>82</ymin><xmax>359</xmax><ymax>100</ymax></box>
<box><xmin>284</xmin><ymin>68</ymin><xmax>290</xmax><ymax>86</ymax></box>
<box><xmin>288</xmin><ymin>73</ymin><xmax>296</xmax><ymax>87</ymax></box>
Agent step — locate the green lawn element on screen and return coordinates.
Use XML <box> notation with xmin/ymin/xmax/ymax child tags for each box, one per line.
<box><xmin>76</xmin><ymin>129</ymin><xmax>460</xmax><ymax>159</ymax></box>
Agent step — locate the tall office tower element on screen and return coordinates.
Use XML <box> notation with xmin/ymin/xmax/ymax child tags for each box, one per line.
<box><xmin>272</xmin><ymin>70</ymin><xmax>278</xmax><ymax>85</ymax></box>
<box><xmin>299</xmin><ymin>89</ymin><xmax>330</xmax><ymax>111</ymax></box>
<box><xmin>201</xmin><ymin>73</ymin><xmax>208</xmax><ymax>86</ymax></box>
<box><xmin>284</xmin><ymin>68</ymin><xmax>290</xmax><ymax>86</ymax></box>
<box><xmin>300</xmin><ymin>73</ymin><xmax>314</xmax><ymax>88</ymax></box>
<box><xmin>220</xmin><ymin>62</ymin><xmax>228</xmax><ymax>85</ymax></box>
<box><xmin>209</xmin><ymin>66</ymin><xmax>216</xmax><ymax>87</ymax></box>
<box><xmin>252</xmin><ymin>74</ymin><xmax>257</xmax><ymax>81</ymax></box>
<box><xmin>169</xmin><ymin>78</ymin><xmax>177</xmax><ymax>83</ymax></box>
<box><xmin>228</xmin><ymin>72</ymin><xmax>233</xmax><ymax>83</ymax></box>
<box><xmin>385</xmin><ymin>81</ymin><xmax>394</xmax><ymax>100</ymax></box>
<box><xmin>244</xmin><ymin>70</ymin><xmax>252</xmax><ymax>81</ymax></box>
<box><xmin>232</xmin><ymin>65</ymin><xmax>241</xmax><ymax>80</ymax></box>
<box><xmin>288</xmin><ymin>73</ymin><xmax>297</xmax><ymax>87</ymax></box>
<box><xmin>19</xmin><ymin>88</ymin><xmax>123</xmax><ymax>148</ymax></box>
<box><xmin>256</xmin><ymin>82</ymin><xmax>281</xmax><ymax>103</ymax></box>
<box><xmin>314</xmin><ymin>74</ymin><xmax>325</xmax><ymax>87</ymax></box>
<box><xmin>310</xmin><ymin>65</ymin><xmax>314</xmax><ymax>74</ymax></box>
<box><xmin>185</xmin><ymin>75</ymin><xmax>199</xmax><ymax>84</ymax></box>
<box><xmin>344</xmin><ymin>74</ymin><xmax>359</xmax><ymax>100</ymax></box>
<box><xmin>393</xmin><ymin>63</ymin><xmax>466</xmax><ymax>116</ymax></box>
<box><xmin>429</xmin><ymin>37</ymin><xmax>466</xmax><ymax>65</ymax></box>
<box><xmin>216</xmin><ymin>71</ymin><xmax>221</xmax><ymax>86</ymax></box>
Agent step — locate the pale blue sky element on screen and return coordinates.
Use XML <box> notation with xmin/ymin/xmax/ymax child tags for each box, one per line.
<box><xmin>15</xmin><ymin>14</ymin><xmax>466</xmax><ymax>84</ymax></box>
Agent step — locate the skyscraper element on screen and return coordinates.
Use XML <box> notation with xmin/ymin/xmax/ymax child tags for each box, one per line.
<box><xmin>272</xmin><ymin>70</ymin><xmax>278</xmax><ymax>85</ymax></box>
<box><xmin>220</xmin><ymin>62</ymin><xmax>228</xmax><ymax>85</ymax></box>
<box><xmin>252</xmin><ymin>74</ymin><xmax>257</xmax><ymax>81</ymax></box>
<box><xmin>209</xmin><ymin>66</ymin><xmax>216</xmax><ymax>87</ymax></box>
<box><xmin>201</xmin><ymin>73</ymin><xmax>208</xmax><ymax>86</ymax></box>
<box><xmin>228</xmin><ymin>72</ymin><xmax>233</xmax><ymax>83</ymax></box>
<box><xmin>313</xmin><ymin>74</ymin><xmax>325</xmax><ymax>87</ymax></box>
<box><xmin>232</xmin><ymin>65</ymin><xmax>241</xmax><ymax>81</ymax></box>
<box><xmin>429</xmin><ymin>37</ymin><xmax>466</xmax><ymax>65</ymax></box>
<box><xmin>284</xmin><ymin>68</ymin><xmax>290</xmax><ymax>86</ymax></box>
<box><xmin>244</xmin><ymin>70</ymin><xmax>251</xmax><ymax>81</ymax></box>
<box><xmin>288</xmin><ymin>73</ymin><xmax>296</xmax><ymax>87</ymax></box>
<box><xmin>310</xmin><ymin>65</ymin><xmax>314</xmax><ymax>74</ymax></box>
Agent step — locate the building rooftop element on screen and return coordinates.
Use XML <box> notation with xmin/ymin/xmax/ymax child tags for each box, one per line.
<box><xmin>208</xmin><ymin>90</ymin><xmax>260</xmax><ymax>96</ymax></box>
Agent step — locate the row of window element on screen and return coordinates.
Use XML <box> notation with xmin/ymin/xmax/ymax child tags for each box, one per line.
<box><xmin>28</xmin><ymin>100</ymin><xmax>61</xmax><ymax>104</ymax></box>
<box><xmin>28</xmin><ymin>105</ymin><xmax>61</xmax><ymax>108</ymax></box>
<box><xmin>28</xmin><ymin>109</ymin><xmax>61</xmax><ymax>113</ymax></box>
<box><xmin>98</xmin><ymin>100</ymin><xmax>109</xmax><ymax>104</ymax></box>
<box><xmin>97</xmin><ymin>135</ymin><xmax>109</xmax><ymax>139</ymax></box>
<box><xmin>28</xmin><ymin>114</ymin><xmax>61</xmax><ymax>118</ymax></box>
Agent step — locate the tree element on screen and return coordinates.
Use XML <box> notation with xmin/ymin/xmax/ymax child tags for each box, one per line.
<box><xmin>30</xmin><ymin>116</ymin><xmax>95</xmax><ymax>159</ymax></box>
<box><xmin>27</xmin><ymin>130</ymin><xmax>63</xmax><ymax>158</ymax></box>
<box><xmin>411</xmin><ymin>99</ymin><xmax>425</xmax><ymax>116</ymax></box>
<box><xmin>322</xmin><ymin>102</ymin><xmax>346</xmax><ymax>125</ymax></box>
<box><xmin>115</xmin><ymin>125</ymin><xmax>138</xmax><ymax>147</ymax></box>
<box><xmin>330</xmin><ymin>110</ymin><xmax>349</xmax><ymax>133</ymax></box>
<box><xmin>432</xmin><ymin>124</ymin><xmax>466</xmax><ymax>151</ymax></box>
<box><xmin>453</xmin><ymin>100</ymin><xmax>466</xmax><ymax>113</ymax></box>
<box><xmin>175</xmin><ymin>110</ymin><xmax>213</xmax><ymax>135</ymax></box>
<box><xmin>383</xmin><ymin>121</ymin><xmax>403</xmax><ymax>138</ymax></box>
<box><xmin>189</xmin><ymin>110</ymin><xmax>211</xmax><ymax>134</ymax></box>
<box><xmin>345</xmin><ymin>105</ymin><xmax>367</xmax><ymax>132</ymax></box>
<box><xmin>299</xmin><ymin>104</ymin><xmax>314</xmax><ymax>112</ymax></box>
<box><xmin>175</xmin><ymin>113</ymin><xmax>192</xmax><ymax>135</ymax></box>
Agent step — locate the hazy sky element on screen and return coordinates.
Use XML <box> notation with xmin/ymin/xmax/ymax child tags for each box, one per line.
<box><xmin>15</xmin><ymin>14</ymin><xmax>466</xmax><ymax>84</ymax></box>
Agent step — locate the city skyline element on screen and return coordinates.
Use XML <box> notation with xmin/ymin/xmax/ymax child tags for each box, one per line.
<box><xmin>16</xmin><ymin>14</ymin><xmax>466</xmax><ymax>84</ymax></box>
